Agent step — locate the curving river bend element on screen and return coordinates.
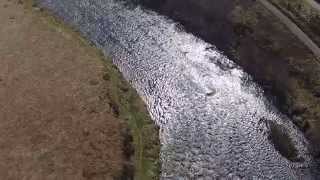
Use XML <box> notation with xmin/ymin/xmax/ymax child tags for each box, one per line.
<box><xmin>39</xmin><ymin>0</ymin><xmax>319</xmax><ymax>179</ymax></box>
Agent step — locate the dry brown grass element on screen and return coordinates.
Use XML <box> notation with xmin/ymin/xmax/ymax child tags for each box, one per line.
<box><xmin>0</xmin><ymin>0</ymin><xmax>159</xmax><ymax>179</ymax></box>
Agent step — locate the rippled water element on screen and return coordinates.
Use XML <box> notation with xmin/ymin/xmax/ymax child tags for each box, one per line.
<box><xmin>40</xmin><ymin>0</ymin><xmax>319</xmax><ymax>178</ymax></box>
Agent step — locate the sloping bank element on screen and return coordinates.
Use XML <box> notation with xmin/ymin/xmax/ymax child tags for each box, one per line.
<box><xmin>28</xmin><ymin>1</ymin><xmax>160</xmax><ymax>179</ymax></box>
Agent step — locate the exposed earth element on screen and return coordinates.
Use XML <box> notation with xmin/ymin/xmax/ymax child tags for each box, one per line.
<box><xmin>0</xmin><ymin>0</ymin><xmax>159</xmax><ymax>179</ymax></box>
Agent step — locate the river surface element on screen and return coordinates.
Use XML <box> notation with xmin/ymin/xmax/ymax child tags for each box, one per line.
<box><xmin>39</xmin><ymin>0</ymin><xmax>319</xmax><ymax>179</ymax></box>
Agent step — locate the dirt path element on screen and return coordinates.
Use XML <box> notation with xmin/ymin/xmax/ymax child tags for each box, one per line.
<box><xmin>0</xmin><ymin>0</ymin><xmax>131</xmax><ymax>179</ymax></box>
<box><xmin>258</xmin><ymin>0</ymin><xmax>320</xmax><ymax>58</ymax></box>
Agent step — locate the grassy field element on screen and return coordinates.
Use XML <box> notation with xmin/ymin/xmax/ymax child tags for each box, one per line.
<box><xmin>36</xmin><ymin>6</ymin><xmax>162</xmax><ymax>180</ymax></box>
<box><xmin>6</xmin><ymin>0</ymin><xmax>160</xmax><ymax>179</ymax></box>
<box><xmin>29</xmin><ymin>1</ymin><xmax>161</xmax><ymax>179</ymax></box>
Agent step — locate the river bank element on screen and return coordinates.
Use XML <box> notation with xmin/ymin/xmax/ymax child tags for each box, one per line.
<box><xmin>269</xmin><ymin>0</ymin><xmax>320</xmax><ymax>47</ymax></box>
<box><xmin>137</xmin><ymin>0</ymin><xmax>320</xmax><ymax>158</ymax></box>
<box><xmin>0</xmin><ymin>0</ymin><xmax>159</xmax><ymax>179</ymax></box>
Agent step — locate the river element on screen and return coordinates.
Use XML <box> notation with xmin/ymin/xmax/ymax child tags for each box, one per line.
<box><xmin>39</xmin><ymin>0</ymin><xmax>319</xmax><ymax>179</ymax></box>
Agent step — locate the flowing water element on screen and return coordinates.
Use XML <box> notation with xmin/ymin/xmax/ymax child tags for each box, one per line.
<box><xmin>39</xmin><ymin>0</ymin><xmax>319</xmax><ymax>179</ymax></box>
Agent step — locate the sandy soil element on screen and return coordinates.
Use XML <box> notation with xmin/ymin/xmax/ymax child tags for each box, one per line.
<box><xmin>0</xmin><ymin>0</ymin><xmax>130</xmax><ymax>179</ymax></box>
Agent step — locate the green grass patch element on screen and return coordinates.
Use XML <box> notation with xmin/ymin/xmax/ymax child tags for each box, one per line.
<box><xmin>102</xmin><ymin>56</ymin><xmax>160</xmax><ymax>180</ymax></box>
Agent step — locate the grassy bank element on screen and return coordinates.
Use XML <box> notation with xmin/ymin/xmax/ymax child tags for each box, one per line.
<box><xmin>100</xmin><ymin>53</ymin><xmax>160</xmax><ymax>180</ymax></box>
<box><xmin>269</xmin><ymin>0</ymin><xmax>320</xmax><ymax>46</ymax></box>
<box><xmin>25</xmin><ymin>1</ymin><xmax>160</xmax><ymax>179</ymax></box>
